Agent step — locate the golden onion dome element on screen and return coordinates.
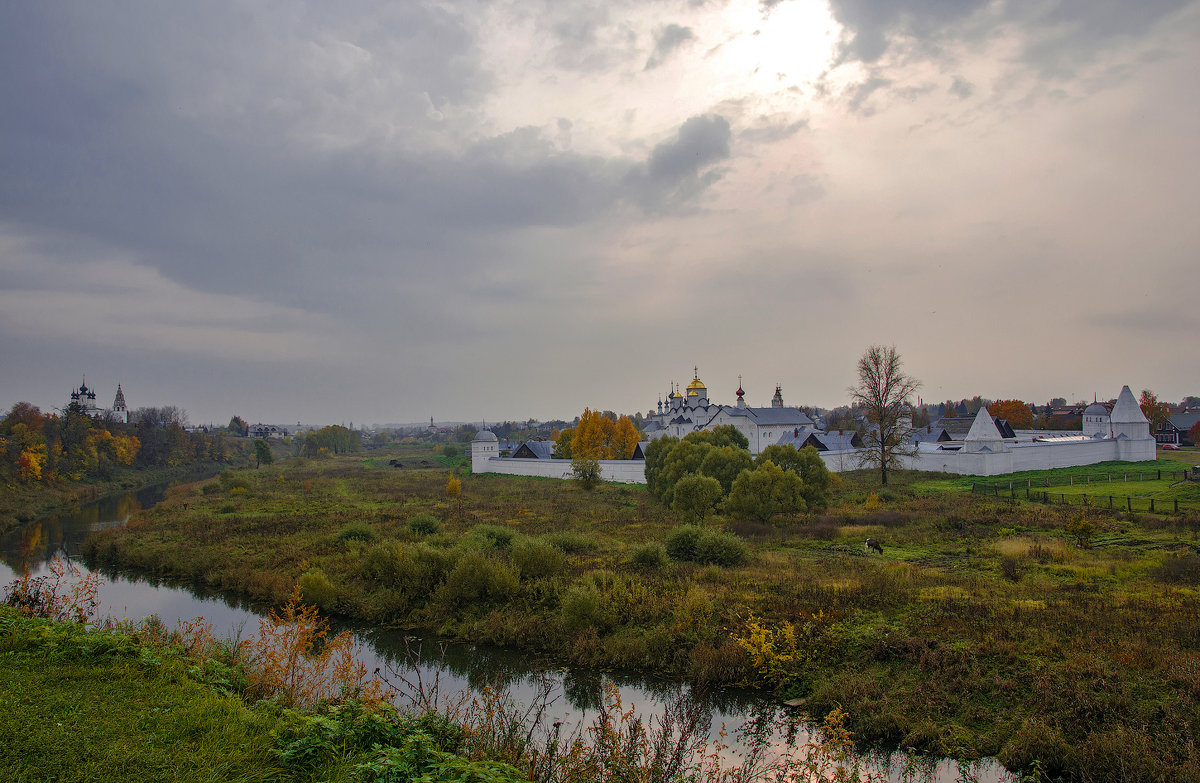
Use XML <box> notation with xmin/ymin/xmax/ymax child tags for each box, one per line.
<box><xmin>686</xmin><ymin>377</ymin><xmax>706</xmax><ymax>391</ymax></box>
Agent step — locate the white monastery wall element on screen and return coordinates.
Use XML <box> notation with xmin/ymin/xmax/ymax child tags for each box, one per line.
<box><xmin>472</xmin><ymin>456</ymin><xmax>647</xmax><ymax>484</ymax></box>
<box><xmin>470</xmin><ymin>385</ymin><xmax>1154</xmax><ymax>483</ymax></box>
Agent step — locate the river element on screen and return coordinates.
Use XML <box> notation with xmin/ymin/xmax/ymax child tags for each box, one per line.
<box><xmin>0</xmin><ymin>482</ymin><xmax>1012</xmax><ymax>782</ymax></box>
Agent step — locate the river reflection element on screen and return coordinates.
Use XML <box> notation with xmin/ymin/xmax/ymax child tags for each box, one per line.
<box><xmin>0</xmin><ymin>484</ymin><xmax>1013</xmax><ymax>783</ymax></box>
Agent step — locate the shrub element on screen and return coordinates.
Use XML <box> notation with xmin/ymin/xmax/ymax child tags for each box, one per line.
<box><xmin>200</xmin><ymin>482</ymin><xmax>220</xmax><ymax>496</ymax></box>
<box><xmin>437</xmin><ymin>551</ymin><xmax>517</xmax><ymax>607</ymax></box>
<box><xmin>666</xmin><ymin>526</ymin><xmax>748</xmax><ymax>566</ymax></box>
<box><xmin>693</xmin><ymin>529</ymin><xmax>748</xmax><ymax>566</ymax></box>
<box><xmin>469</xmin><ymin>524</ymin><xmax>517</xmax><ymax>550</ymax></box>
<box><xmin>394</xmin><ymin>545</ymin><xmax>458</xmax><ymax>598</ymax></box>
<box><xmin>629</xmin><ymin>542</ymin><xmax>668</xmax><ymax>569</ymax></box>
<box><xmin>725</xmin><ymin>461</ymin><xmax>806</xmax><ymax>522</ymax></box>
<box><xmin>445</xmin><ymin>476</ymin><xmax>461</xmax><ymax>498</ymax></box>
<box><xmin>361</xmin><ymin>541</ymin><xmax>404</xmax><ymax>585</ymax></box>
<box><xmin>511</xmin><ymin>539</ymin><xmax>565</xmax><ymax>580</ymax></box>
<box><xmin>336</xmin><ymin>523</ymin><xmax>377</xmax><ymax>543</ymax></box>
<box><xmin>571</xmin><ymin>457</ymin><xmax>602</xmax><ymax>490</ymax></box>
<box><xmin>997</xmin><ymin>718</ymin><xmax>1070</xmax><ymax>779</ymax></box>
<box><xmin>1065</xmin><ymin>515</ymin><xmax>1096</xmax><ymax>548</ymax></box>
<box><xmin>1000</xmin><ymin>554</ymin><xmax>1024</xmax><ymax>582</ymax></box>
<box><xmin>665</xmin><ymin>526</ymin><xmax>704</xmax><ymax>562</ymax></box>
<box><xmin>442</xmin><ymin>444</ymin><xmax>460</xmax><ymax>458</ymax></box>
<box><xmin>560</xmin><ymin>584</ymin><xmax>611</xmax><ymax>634</ymax></box>
<box><xmin>408</xmin><ymin>512</ymin><xmax>442</xmax><ymax>536</ymax></box>
<box><xmin>297</xmin><ymin>569</ymin><xmax>337</xmax><ymax>611</ymax></box>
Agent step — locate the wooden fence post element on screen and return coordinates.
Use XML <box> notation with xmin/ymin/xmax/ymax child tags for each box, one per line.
<box><xmin>1108</xmin><ymin>496</ymin><xmax>1113</xmax><ymax>509</ymax></box>
<box><xmin>1127</xmin><ymin>497</ymin><xmax>1132</xmax><ymax>512</ymax></box>
<box><xmin>1175</xmin><ymin>499</ymin><xmax>1179</xmax><ymax>513</ymax></box>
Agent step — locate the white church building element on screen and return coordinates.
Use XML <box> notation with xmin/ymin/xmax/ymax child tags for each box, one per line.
<box><xmin>645</xmin><ymin>371</ymin><xmax>816</xmax><ymax>454</ymax></box>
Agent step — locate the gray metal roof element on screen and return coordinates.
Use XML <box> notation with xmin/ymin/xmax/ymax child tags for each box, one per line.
<box><xmin>513</xmin><ymin>441</ymin><xmax>554</xmax><ymax>459</ymax></box>
<box><xmin>1166</xmin><ymin>412</ymin><xmax>1200</xmax><ymax>431</ymax></box>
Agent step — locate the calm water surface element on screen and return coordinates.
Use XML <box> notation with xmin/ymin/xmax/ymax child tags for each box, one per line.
<box><xmin>0</xmin><ymin>483</ymin><xmax>1013</xmax><ymax>782</ymax></box>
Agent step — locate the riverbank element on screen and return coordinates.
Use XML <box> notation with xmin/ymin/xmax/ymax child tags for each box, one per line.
<box><xmin>1</xmin><ymin>600</ymin><xmax>873</xmax><ymax>783</ymax></box>
<box><xmin>82</xmin><ymin>452</ymin><xmax>1200</xmax><ymax>779</ymax></box>
<box><xmin>0</xmin><ymin>461</ymin><xmax>237</xmax><ymax>535</ymax></box>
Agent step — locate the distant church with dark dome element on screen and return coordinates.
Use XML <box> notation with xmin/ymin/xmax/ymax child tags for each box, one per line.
<box><xmin>69</xmin><ymin>376</ymin><xmax>130</xmax><ymax>423</ymax></box>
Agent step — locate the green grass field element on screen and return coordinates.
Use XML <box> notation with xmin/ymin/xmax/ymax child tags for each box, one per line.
<box><xmin>70</xmin><ymin>449</ymin><xmax>1200</xmax><ymax>780</ymax></box>
<box><xmin>912</xmin><ymin>458</ymin><xmax>1200</xmax><ymax>512</ymax></box>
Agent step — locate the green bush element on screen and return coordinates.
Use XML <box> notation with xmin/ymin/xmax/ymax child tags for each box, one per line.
<box><xmin>436</xmin><ymin>551</ymin><xmax>517</xmax><ymax>607</ymax></box>
<box><xmin>336</xmin><ymin>523</ymin><xmax>377</xmax><ymax>543</ymax></box>
<box><xmin>200</xmin><ymin>482</ymin><xmax>220</xmax><ymax>496</ymax></box>
<box><xmin>560</xmin><ymin>584</ymin><xmax>611</xmax><ymax>634</ymax></box>
<box><xmin>468</xmin><ymin>524</ymin><xmax>517</xmax><ymax>550</ymax></box>
<box><xmin>393</xmin><ymin>545</ymin><xmax>458</xmax><ymax>599</ymax></box>
<box><xmin>571</xmin><ymin>457</ymin><xmax>602</xmax><ymax>490</ymax></box>
<box><xmin>297</xmin><ymin>569</ymin><xmax>337</xmax><ymax>611</ymax></box>
<box><xmin>629</xmin><ymin>542</ymin><xmax>667</xmax><ymax>569</ymax></box>
<box><xmin>361</xmin><ymin>541</ymin><xmax>405</xmax><ymax>585</ymax></box>
<box><xmin>408</xmin><ymin>513</ymin><xmax>442</xmax><ymax>536</ymax></box>
<box><xmin>665</xmin><ymin>526</ymin><xmax>704</xmax><ymax>562</ymax></box>
<box><xmin>511</xmin><ymin>539</ymin><xmax>565</xmax><ymax>580</ymax></box>
<box><xmin>725</xmin><ymin>461</ymin><xmax>806</xmax><ymax>522</ymax></box>
<box><xmin>693</xmin><ymin>529</ymin><xmax>748</xmax><ymax>566</ymax></box>
<box><xmin>665</xmin><ymin>525</ymin><xmax>747</xmax><ymax>566</ymax></box>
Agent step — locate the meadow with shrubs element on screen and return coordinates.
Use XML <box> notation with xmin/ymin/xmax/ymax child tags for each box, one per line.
<box><xmin>75</xmin><ymin>436</ymin><xmax>1200</xmax><ymax>781</ymax></box>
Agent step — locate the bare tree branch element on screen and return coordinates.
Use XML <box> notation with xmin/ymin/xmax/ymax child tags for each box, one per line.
<box><xmin>848</xmin><ymin>345</ymin><xmax>920</xmax><ymax>486</ymax></box>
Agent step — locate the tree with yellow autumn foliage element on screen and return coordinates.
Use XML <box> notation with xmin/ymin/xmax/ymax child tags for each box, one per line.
<box><xmin>555</xmin><ymin>408</ymin><xmax>642</xmax><ymax>460</ymax></box>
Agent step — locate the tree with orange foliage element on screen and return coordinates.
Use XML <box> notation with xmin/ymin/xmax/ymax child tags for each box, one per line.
<box><xmin>1139</xmin><ymin>390</ymin><xmax>1170</xmax><ymax>433</ymax></box>
<box><xmin>568</xmin><ymin>408</ymin><xmax>643</xmax><ymax>459</ymax></box>
<box><xmin>988</xmin><ymin>399</ymin><xmax>1034</xmax><ymax>429</ymax></box>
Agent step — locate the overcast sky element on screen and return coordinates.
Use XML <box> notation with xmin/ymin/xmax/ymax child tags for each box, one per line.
<box><xmin>2</xmin><ymin>0</ymin><xmax>1197</xmax><ymax>427</ymax></box>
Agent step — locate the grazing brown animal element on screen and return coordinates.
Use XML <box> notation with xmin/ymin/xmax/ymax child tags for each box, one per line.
<box><xmin>181</xmin><ymin>503</ymin><xmax>189</xmax><ymax>511</ymax></box>
<box><xmin>865</xmin><ymin>538</ymin><xmax>883</xmax><ymax>555</ymax></box>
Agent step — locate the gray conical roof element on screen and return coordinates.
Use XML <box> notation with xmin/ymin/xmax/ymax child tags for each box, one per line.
<box><xmin>1109</xmin><ymin>386</ymin><xmax>1148</xmax><ymax>424</ymax></box>
<box><xmin>965</xmin><ymin>406</ymin><xmax>1003</xmax><ymax>441</ymax></box>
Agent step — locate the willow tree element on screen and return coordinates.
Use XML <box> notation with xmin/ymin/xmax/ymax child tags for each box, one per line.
<box><xmin>849</xmin><ymin>345</ymin><xmax>920</xmax><ymax>486</ymax></box>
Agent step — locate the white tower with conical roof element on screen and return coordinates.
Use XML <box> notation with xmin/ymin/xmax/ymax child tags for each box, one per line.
<box><xmin>963</xmin><ymin>406</ymin><xmax>1007</xmax><ymax>453</ymax></box>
